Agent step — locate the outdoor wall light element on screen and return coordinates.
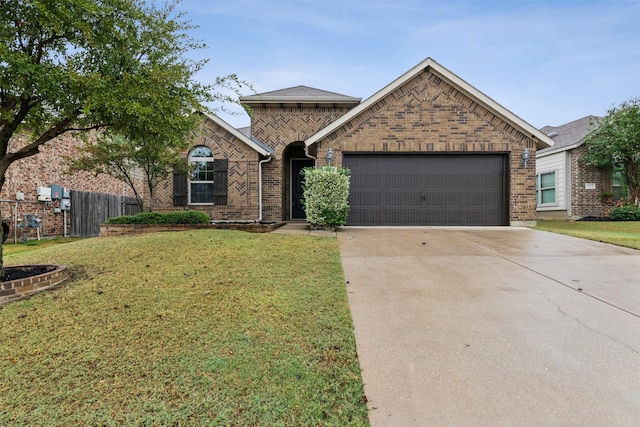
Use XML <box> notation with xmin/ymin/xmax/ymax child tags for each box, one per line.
<box><xmin>326</xmin><ymin>148</ymin><xmax>334</xmax><ymax>166</ymax></box>
<box><xmin>521</xmin><ymin>148</ymin><xmax>530</xmax><ymax>168</ymax></box>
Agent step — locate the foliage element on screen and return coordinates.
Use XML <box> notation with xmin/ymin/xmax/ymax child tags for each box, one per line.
<box><xmin>104</xmin><ymin>210</ymin><xmax>210</xmax><ymax>225</ymax></box>
<box><xmin>535</xmin><ymin>220</ymin><xmax>640</xmax><ymax>250</ymax></box>
<box><xmin>0</xmin><ymin>0</ymin><xmax>252</xmax><ymax>270</ymax></box>
<box><xmin>302</xmin><ymin>167</ymin><xmax>351</xmax><ymax>228</ymax></box>
<box><xmin>66</xmin><ymin>132</ymin><xmax>189</xmax><ymax>212</ymax></box>
<box><xmin>609</xmin><ymin>205</ymin><xmax>640</xmax><ymax>221</ymax></box>
<box><xmin>0</xmin><ymin>231</ymin><xmax>368</xmax><ymax>425</ymax></box>
<box><xmin>0</xmin><ymin>0</ymin><xmax>210</xmax><ymax>187</ymax></box>
<box><xmin>582</xmin><ymin>97</ymin><xmax>640</xmax><ymax>205</ymax></box>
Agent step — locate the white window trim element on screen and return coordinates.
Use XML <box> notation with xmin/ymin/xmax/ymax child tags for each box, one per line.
<box><xmin>536</xmin><ymin>169</ymin><xmax>558</xmax><ymax>207</ymax></box>
<box><xmin>188</xmin><ymin>146</ymin><xmax>215</xmax><ymax>206</ymax></box>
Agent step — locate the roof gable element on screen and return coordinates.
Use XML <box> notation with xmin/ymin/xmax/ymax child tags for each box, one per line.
<box><xmin>199</xmin><ymin>111</ymin><xmax>274</xmax><ymax>156</ymax></box>
<box><xmin>305</xmin><ymin>57</ymin><xmax>555</xmax><ymax>150</ymax></box>
<box><xmin>240</xmin><ymin>85</ymin><xmax>361</xmax><ymax>105</ymax></box>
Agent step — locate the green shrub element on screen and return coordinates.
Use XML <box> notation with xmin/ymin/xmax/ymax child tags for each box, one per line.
<box><xmin>105</xmin><ymin>210</ymin><xmax>210</xmax><ymax>225</ymax></box>
<box><xmin>105</xmin><ymin>215</ymin><xmax>135</xmax><ymax>224</ymax></box>
<box><xmin>302</xmin><ymin>167</ymin><xmax>350</xmax><ymax>228</ymax></box>
<box><xmin>609</xmin><ymin>205</ymin><xmax>640</xmax><ymax>221</ymax></box>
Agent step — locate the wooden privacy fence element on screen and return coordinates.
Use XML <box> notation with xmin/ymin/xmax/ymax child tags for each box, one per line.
<box><xmin>70</xmin><ymin>190</ymin><xmax>140</xmax><ymax>237</ymax></box>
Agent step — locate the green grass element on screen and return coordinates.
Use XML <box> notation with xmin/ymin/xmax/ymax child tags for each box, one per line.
<box><xmin>535</xmin><ymin>220</ymin><xmax>640</xmax><ymax>249</ymax></box>
<box><xmin>0</xmin><ymin>231</ymin><xmax>369</xmax><ymax>426</ymax></box>
<box><xmin>2</xmin><ymin>237</ymin><xmax>84</xmax><ymax>256</ymax></box>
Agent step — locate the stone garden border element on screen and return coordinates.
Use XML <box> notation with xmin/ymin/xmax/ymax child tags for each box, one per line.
<box><xmin>99</xmin><ymin>222</ymin><xmax>285</xmax><ymax>237</ymax></box>
<box><xmin>0</xmin><ymin>265</ymin><xmax>69</xmax><ymax>304</ymax></box>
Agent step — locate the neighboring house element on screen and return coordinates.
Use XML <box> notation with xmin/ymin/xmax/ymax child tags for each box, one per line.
<box><xmin>1</xmin><ymin>132</ymin><xmax>143</xmax><ymax>240</ymax></box>
<box><xmin>154</xmin><ymin>57</ymin><xmax>554</xmax><ymax>226</ymax></box>
<box><xmin>537</xmin><ymin>116</ymin><xmax>620</xmax><ymax>219</ymax></box>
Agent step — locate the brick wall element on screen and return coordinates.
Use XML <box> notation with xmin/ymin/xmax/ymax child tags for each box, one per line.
<box><xmin>311</xmin><ymin>69</ymin><xmax>538</xmax><ymax>225</ymax></box>
<box><xmin>151</xmin><ymin>68</ymin><xmax>541</xmax><ymax>225</ymax></box>
<box><xmin>153</xmin><ymin>116</ymin><xmax>263</xmax><ymax>221</ymax></box>
<box><xmin>251</xmin><ymin>106</ymin><xmax>354</xmax><ymax>222</ymax></box>
<box><xmin>569</xmin><ymin>145</ymin><xmax>612</xmax><ymax>217</ymax></box>
<box><xmin>2</xmin><ymin>132</ymin><xmax>143</xmax><ymax>240</ymax></box>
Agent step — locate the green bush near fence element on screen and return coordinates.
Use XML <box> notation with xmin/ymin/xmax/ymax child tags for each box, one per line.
<box><xmin>104</xmin><ymin>210</ymin><xmax>210</xmax><ymax>225</ymax></box>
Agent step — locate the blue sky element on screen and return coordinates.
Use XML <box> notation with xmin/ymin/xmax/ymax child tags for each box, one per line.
<box><xmin>176</xmin><ymin>0</ymin><xmax>640</xmax><ymax>130</ymax></box>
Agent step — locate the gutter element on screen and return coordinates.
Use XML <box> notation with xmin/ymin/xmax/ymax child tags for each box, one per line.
<box><xmin>257</xmin><ymin>155</ymin><xmax>274</xmax><ymax>222</ymax></box>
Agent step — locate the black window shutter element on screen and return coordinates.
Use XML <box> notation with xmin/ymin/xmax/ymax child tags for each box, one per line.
<box><xmin>173</xmin><ymin>171</ymin><xmax>188</xmax><ymax>206</ymax></box>
<box><xmin>213</xmin><ymin>159</ymin><xmax>228</xmax><ymax>205</ymax></box>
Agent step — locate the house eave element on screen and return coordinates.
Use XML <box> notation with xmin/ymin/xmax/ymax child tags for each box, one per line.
<box><xmin>198</xmin><ymin>111</ymin><xmax>274</xmax><ymax>157</ymax></box>
<box><xmin>537</xmin><ymin>141</ymin><xmax>584</xmax><ymax>158</ymax></box>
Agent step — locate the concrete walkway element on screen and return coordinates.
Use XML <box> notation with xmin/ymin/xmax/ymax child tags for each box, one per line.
<box><xmin>271</xmin><ymin>222</ymin><xmax>337</xmax><ymax>238</ymax></box>
<box><xmin>338</xmin><ymin>227</ymin><xmax>640</xmax><ymax>426</ymax></box>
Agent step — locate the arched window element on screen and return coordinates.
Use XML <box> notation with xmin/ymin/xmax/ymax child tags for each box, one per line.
<box><xmin>189</xmin><ymin>146</ymin><xmax>214</xmax><ymax>204</ymax></box>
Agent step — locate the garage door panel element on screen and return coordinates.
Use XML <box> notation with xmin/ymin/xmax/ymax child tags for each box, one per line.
<box><xmin>350</xmin><ymin>191</ymin><xmax>381</xmax><ymax>206</ymax></box>
<box><xmin>387</xmin><ymin>192</ymin><xmax>420</xmax><ymax>207</ymax></box>
<box><xmin>444</xmin><ymin>192</ymin><xmax>463</xmax><ymax>206</ymax></box>
<box><xmin>343</xmin><ymin>154</ymin><xmax>507</xmax><ymax>226</ymax></box>
<box><xmin>424</xmin><ymin>192</ymin><xmax>443</xmax><ymax>206</ymax></box>
<box><xmin>352</xmin><ymin>173</ymin><xmax>383</xmax><ymax>188</ymax></box>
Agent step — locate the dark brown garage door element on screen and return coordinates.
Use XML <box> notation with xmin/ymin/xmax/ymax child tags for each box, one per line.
<box><xmin>343</xmin><ymin>154</ymin><xmax>508</xmax><ymax>226</ymax></box>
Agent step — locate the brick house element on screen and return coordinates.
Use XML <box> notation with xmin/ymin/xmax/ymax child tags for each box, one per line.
<box><xmin>156</xmin><ymin>57</ymin><xmax>554</xmax><ymax>226</ymax></box>
<box><xmin>2</xmin><ymin>132</ymin><xmax>142</xmax><ymax>240</ymax></box>
<box><xmin>536</xmin><ymin>116</ymin><xmax>621</xmax><ymax>219</ymax></box>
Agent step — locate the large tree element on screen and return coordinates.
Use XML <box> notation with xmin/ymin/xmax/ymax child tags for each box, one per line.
<box><xmin>0</xmin><ymin>0</ymin><xmax>226</xmax><ymax>272</ymax></box>
<box><xmin>583</xmin><ymin>97</ymin><xmax>640</xmax><ymax>205</ymax></box>
<box><xmin>66</xmin><ymin>133</ymin><xmax>188</xmax><ymax>212</ymax></box>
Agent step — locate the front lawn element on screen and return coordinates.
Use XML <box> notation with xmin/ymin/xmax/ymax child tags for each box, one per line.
<box><xmin>535</xmin><ymin>220</ymin><xmax>640</xmax><ymax>250</ymax></box>
<box><xmin>0</xmin><ymin>230</ymin><xmax>369</xmax><ymax>426</ymax></box>
<box><xmin>2</xmin><ymin>237</ymin><xmax>83</xmax><ymax>256</ymax></box>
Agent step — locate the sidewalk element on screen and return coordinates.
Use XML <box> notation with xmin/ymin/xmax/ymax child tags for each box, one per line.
<box><xmin>271</xmin><ymin>222</ymin><xmax>337</xmax><ymax>238</ymax></box>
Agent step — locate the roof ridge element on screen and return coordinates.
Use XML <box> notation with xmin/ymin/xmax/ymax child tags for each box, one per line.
<box><xmin>542</xmin><ymin>115</ymin><xmax>600</xmax><ymax>131</ymax></box>
<box><xmin>240</xmin><ymin>85</ymin><xmax>361</xmax><ymax>103</ymax></box>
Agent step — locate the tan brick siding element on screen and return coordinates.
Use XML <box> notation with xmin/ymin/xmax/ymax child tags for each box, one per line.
<box><xmin>2</xmin><ymin>132</ymin><xmax>143</xmax><ymax>240</ymax></box>
<box><xmin>569</xmin><ymin>145</ymin><xmax>613</xmax><ymax>217</ymax></box>
<box><xmin>153</xmin><ymin>117</ymin><xmax>263</xmax><ymax>220</ymax></box>
<box><xmin>311</xmin><ymin>69</ymin><xmax>538</xmax><ymax>224</ymax></box>
<box><xmin>252</xmin><ymin>106</ymin><xmax>353</xmax><ymax>222</ymax></box>
<box><xmin>153</xmin><ymin>69</ymin><xmax>541</xmax><ymax>225</ymax></box>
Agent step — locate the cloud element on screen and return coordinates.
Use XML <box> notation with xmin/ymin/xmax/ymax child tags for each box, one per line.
<box><xmin>179</xmin><ymin>0</ymin><xmax>640</xmax><ymax>130</ymax></box>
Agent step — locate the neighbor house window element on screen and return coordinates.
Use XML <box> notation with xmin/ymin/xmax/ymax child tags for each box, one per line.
<box><xmin>536</xmin><ymin>171</ymin><xmax>556</xmax><ymax>205</ymax></box>
<box><xmin>189</xmin><ymin>146</ymin><xmax>214</xmax><ymax>204</ymax></box>
<box><xmin>612</xmin><ymin>170</ymin><xmax>624</xmax><ymax>201</ymax></box>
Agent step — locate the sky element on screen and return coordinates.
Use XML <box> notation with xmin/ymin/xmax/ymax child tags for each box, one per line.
<box><xmin>174</xmin><ymin>0</ymin><xmax>640</xmax><ymax>130</ymax></box>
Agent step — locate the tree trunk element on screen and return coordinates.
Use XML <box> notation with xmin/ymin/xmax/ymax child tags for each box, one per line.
<box><xmin>0</xmin><ymin>205</ymin><xmax>4</xmax><ymax>280</ymax></box>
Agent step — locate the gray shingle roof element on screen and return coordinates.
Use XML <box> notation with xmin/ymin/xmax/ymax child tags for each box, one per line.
<box><xmin>538</xmin><ymin>115</ymin><xmax>601</xmax><ymax>155</ymax></box>
<box><xmin>240</xmin><ymin>85</ymin><xmax>361</xmax><ymax>104</ymax></box>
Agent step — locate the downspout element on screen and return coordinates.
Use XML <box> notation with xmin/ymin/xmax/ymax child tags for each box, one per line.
<box><xmin>257</xmin><ymin>155</ymin><xmax>273</xmax><ymax>222</ymax></box>
<box><xmin>304</xmin><ymin>144</ymin><xmax>318</xmax><ymax>164</ymax></box>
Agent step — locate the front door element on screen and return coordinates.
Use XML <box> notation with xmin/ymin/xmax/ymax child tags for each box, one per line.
<box><xmin>291</xmin><ymin>159</ymin><xmax>315</xmax><ymax>219</ymax></box>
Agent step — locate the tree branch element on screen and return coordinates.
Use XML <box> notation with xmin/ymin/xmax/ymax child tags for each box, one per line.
<box><xmin>6</xmin><ymin>110</ymin><xmax>83</xmax><ymax>164</ymax></box>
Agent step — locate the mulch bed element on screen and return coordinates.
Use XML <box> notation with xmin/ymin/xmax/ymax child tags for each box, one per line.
<box><xmin>577</xmin><ymin>216</ymin><xmax>612</xmax><ymax>221</ymax></box>
<box><xmin>1</xmin><ymin>265</ymin><xmax>56</xmax><ymax>282</ymax></box>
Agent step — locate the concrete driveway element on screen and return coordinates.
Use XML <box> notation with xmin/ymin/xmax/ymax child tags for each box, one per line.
<box><xmin>338</xmin><ymin>227</ymin><xmax>640</xmax><ymax>426</ymax></box>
